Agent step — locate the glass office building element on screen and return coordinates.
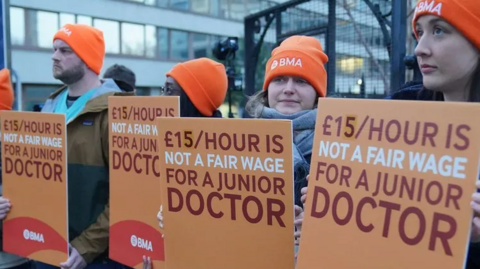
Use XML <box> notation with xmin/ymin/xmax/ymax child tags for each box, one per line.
<box><xmin>9</xmin><ymin>0</ymin><xmax>392</xmax><ymax>113</ymax></box>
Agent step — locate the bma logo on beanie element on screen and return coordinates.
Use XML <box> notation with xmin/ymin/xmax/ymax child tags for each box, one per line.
<box><xmin>263</xmin><ymin>35</ymin><xmax>328</xmax><ymax>96</ymax></box>
<box><xmin>413</xmin><ymin>0</ymin><xmax>480</xmax><ymax>56</ymax></box>
<box><xmin>271</xmin><ymin>60</ymin><xmax>278</xmax><ymax>70</ymax></box>
<box><xmin>415</xmin><ymin>0</ymin><xmax>443</xmax><ymax>16</ymax></box>
<box><xmin>270</xmin><ymin>57</ymin><xmax>303</xmax><ymax>71</ymax></box>
<box><xmin>59</xmin><ymin>26</ymin><xmax>72</xmax><ymax>37</ymax></box>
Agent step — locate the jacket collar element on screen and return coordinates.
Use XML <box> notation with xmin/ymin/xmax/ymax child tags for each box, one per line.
<box><xmin>42</xmin><ymin>80</ymin><xmax>135</xmax><ymax>120</ymax></box>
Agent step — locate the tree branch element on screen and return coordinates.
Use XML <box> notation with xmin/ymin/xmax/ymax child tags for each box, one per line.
<box><xmin>361</xmin><ymin>0</ymin><xmax>391</xmax><ymax>57</ymax></box>
<box><xmin>341</xmin><ymin>0</ymin><xmax>389</xmax><ymax>92</ymax></box>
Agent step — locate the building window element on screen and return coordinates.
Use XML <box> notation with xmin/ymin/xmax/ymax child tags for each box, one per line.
<box><xmin>126</xmin><ymin>0</ymin><xmax>157</xmax><ymax>5</ymax></box>
<box><xmin>22</xmin><ymin>84</ymin><xmax>60</xmax><ymax>112</ymax></box>
<box><xmin>210</xmin><ymin>0</ymin><xmax>220</xmax><ymax>16</ymax></box>
<box><xmin>247</xmin><ymin>0</ymin><xmax>273</xmax><ymax>14</ymax></box>
<box><xmin>191</xmin><ymin>0</ymin><xmax>209</xmax><ymax>14</ymax></box>
<box><xmin>145</xmin><ymin>25</ymin><xmax>157</xmax><ymax>58</ymax></box>
<box><xmin>220</xmin><ymin>0</ymin><xmax>245</xmax><ymax>20</ymax></box>
<box><xmin>10</xmin><ymin>6</ymin><xmax>246</xmax><ymax>63</ymax></box>
<box><xmin>337</xmin><ymin>56</ymin><xmax>364</xmax><ymax>75</ymax></box>
<box><xmin>170</xmin><ymin>0</ymin><xmax>189</xmax><ymax>10</ymax></box>
<box><xmin>144</xmin><ymin>0</ymin><xmax>156</xmax><ymax>5</ymax></box>
<box><xmin>94</xmin><ymin>19</ymin><xmax>120</xmax><ymax>54</ymax></box>
<box><xmin>135</xmin><ymin>87</ymin><xmax>151</xmax><ymax>96</ymax></box>
<box><xmin>121</xmin><ymin>22</ymin><xmax>145</xmax><ymax>56</ymax></box>
<box><xmin>156</xmin><ymin>0</ymin><xmax>168</xmax><ymax>7</ymax></box>
<box><xmin>36</xmin><ymin>11</ymin><xmax>59</xmax><ymax>48</ymax></box>
<box><xmin>10</xmin><ymin>7</ymin><xmax>25</xmax><ymax>46</ymax></box>
<box><xmin>192</xmin><ymin>33</ymin><xmax>209</xmax><ymax>58</ymax></box>
<box><xmin>59</xmin><ymin>13</ymin><xmax>75</xmax><ymax>27</ymax></box>
<box><xmin>77</xmin><ymin>15</ymin><xmax>92</xmax><ymax>26</ymax></box>
<box><xmin>170</xmin><ymin>30</ymin><xmax>189</xmax><ymax>60</ymax></box>
<box><xmin>157</xmin><ymin>28</ymin><xmax>168</xmax><ymax>59</ymax></box>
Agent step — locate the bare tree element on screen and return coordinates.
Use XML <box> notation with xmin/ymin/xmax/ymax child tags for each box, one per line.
<box><xmin>340</xmin><ymin>0</ymin><xmax>390</xmax><ymax>93</ymax></box>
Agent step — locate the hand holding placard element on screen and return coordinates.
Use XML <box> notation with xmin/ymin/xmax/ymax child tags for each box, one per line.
<box><xmin>0</xmin><ymin>197</ymin><xmax>11</xmax><ymax>219</ymax></box>
<box><xmin>294</xmin><ymin>205</ymin><xmax>304</xmax><ymax>245</ymax></box>
<box><xmin>60</xmin><ymin>245</ymin><xmax>86</xmax><ymax>269</ymax></box>
<box><xmin>470</xmin><ymin>181</ymin><xmax>480</xmax><ymax>243</ymax></box>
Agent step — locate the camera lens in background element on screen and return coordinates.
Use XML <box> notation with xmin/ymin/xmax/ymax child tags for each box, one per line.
<box><xmin>212</xmin><ymin>37</ymin><xmax>239</xmax><ymax>61</ymax></box>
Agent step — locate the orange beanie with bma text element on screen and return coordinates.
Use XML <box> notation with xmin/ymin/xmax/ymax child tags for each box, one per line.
<box><xmin>166</xmin><ymin>58</ymin><xmax>228</xmax><ymax>117</ymax></box>
<box><xmin>413</xmin><ymin>0</ymin><xmax>480</xmax><ymax>50</ymax></box>
<box><xmin>53</xmin><ymin>24</ymin><xmax>105</xmax><ymax>75</ymax></box>
<box><xmin>0</xmin><ymin>69</ymin><xmax>14</xmax><ymax>111</ymax></box>
<box><xmin>263</xmin><ymin>35</ymin><xmax>329</xmax><ymax>97</ymax></box>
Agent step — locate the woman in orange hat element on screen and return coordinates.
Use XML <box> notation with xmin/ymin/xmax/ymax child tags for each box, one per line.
<box><xmin>142</xmin><ymin>58</ymin><xmax>228</xmax><ymax>269</ymax></box>
<box><xmin>245</xmin><ymin>35</ymin><xmax>329</xmax><ymax>256</ymax></box>
<box><xmin>390</xmin><ymin>1</ymin><xmax>480</xmax><ymax>267</ymax></box>
<box><xmin>246</xmin><ymin>35</ymin><xmax>328</xmax><ymax>207</ymax></box>
<box><xmin>162</xmin><ymin>57</ymin><xmax>227</xmax><ymax>118</ymax></box>
<box><xmin>301</xmin><ymin>0</ymin><xmax>480</xmax><ymax>267</ymax></box>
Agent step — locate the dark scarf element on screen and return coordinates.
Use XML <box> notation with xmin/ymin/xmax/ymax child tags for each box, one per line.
<box><xmin>261</xmin><ymin>108</ymin><xmax>316</xmax><ymax>205</ymax></box>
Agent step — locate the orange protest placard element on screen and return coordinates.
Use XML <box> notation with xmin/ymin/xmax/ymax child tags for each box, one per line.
<box><xmin>297</xmin><ymin>98</ymin><xmax>480</xmax><ymax>269</ymax></box>
<box><xmin>0</xmin><ymin>111</ymin><xmax>68</xmax><ymax>266</ymax></box>
<box><xmin>156</xmin><ymin>117</ymin><xmax>294</xmax><ymax>269</ymax></box>
<box><xmin>108</xmin><ymin>96</ymin><xmax>179</xmax><ymax>269</ymax></box>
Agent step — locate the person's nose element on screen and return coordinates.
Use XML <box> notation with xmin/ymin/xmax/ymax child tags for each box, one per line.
<box><xmin>414</xmin><ymin>34</ymin><xmax>432</xmax><ymax>58</ymax></box>
<box><xmin>283</xmin><ymin>78</ymin><xmax>295</xmax><ymax>95</ymax></box>
<box><xmin>52</xmin><ymin>50</ymin><xmax>61</xmax><ymax>62</ymax></box>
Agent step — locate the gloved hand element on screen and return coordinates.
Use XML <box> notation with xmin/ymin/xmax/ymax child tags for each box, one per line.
<box><xmin>60</xmin><ymin>244</ymin><xmax>87</xmax><ymax>269</ymax></box>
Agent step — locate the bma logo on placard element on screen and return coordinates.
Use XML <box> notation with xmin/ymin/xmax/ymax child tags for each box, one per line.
<box><xmin>271</xmin><ymin>57</ymin><xmax>303</xmax><ymax>70</ymax></box>
<box><xmin>23</xmin><ymin>229</ymin><xmax>45</xmax><ymax>243</ymax></box>
<box><xmin>130</xmin><ymin>235</ymin><xmax>153</xmax><ymax>251</ymax></box>
<box><xmin>415</xmin><ymin>0</ymin><xmax>442</xmax><ymax>16</ymax></box>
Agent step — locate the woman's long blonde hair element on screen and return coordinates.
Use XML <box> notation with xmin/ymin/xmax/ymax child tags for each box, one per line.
<box><xmin>244</xmin><ymin>90</ymin><xmax>269</xmax><ymax>118</ymax></box>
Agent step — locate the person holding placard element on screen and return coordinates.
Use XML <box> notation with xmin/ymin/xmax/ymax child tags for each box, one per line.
<box><xmin>0</xmin><ymin>69</ymin><xmax>33</xmax><ymax>269</ymax></box>
<box><xmin>142</xmin><ymin>58</ymin><xmax>228</xmax><ymax>269</ymax></box>
<box><xmin>300</xmin><ymin>1</ymin><xmax>480</xmax><ymax>267</ymax></box>
<box><xmin>161</xmin><ymin>57</ymin><xmax>227</xmax><ymax>118</ymax></box>
<box><xmin>242</xmin><ymin>35</ymin><xmax>328</xmax><ymax>255</ymax></box>
<box><xmin>0</xmin><ymin>24</ymin><xmax>134</xmax><ymax>269</ymax></box>
<box><xmin>390</xmin><ymin>1</ymin><xmax>480</xmax><ymax>268</ymax></box>
<box><xmin>245</xmin><ymin>36</ymin><xmax>328</xmax><ymax>209</ymax></box>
